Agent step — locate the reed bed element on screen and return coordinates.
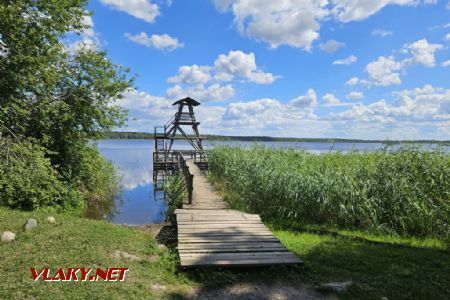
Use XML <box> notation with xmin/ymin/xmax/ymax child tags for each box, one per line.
<box><xmin>208</xmin><ymin>146</ymin><xmax>450</xmax><ymax>239</ymax></box>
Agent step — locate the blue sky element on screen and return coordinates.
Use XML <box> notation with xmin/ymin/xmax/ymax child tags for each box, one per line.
<box><xmin>75</xmin><ymin>0</ymin><xmax>450</xmax><ymax>139</ymax></box>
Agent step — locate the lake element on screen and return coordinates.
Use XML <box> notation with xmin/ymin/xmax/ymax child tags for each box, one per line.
<box><xmin>97</xmin><ymin>139</ymin><xmax>448</xmax><ymax>225</ymax></box>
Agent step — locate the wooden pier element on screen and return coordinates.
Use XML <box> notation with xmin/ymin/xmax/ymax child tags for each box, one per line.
<box><xmin>153</xmin><ymin>97</ymin><xmax>302</xmax><ymax>268</ymax></box>
<box><xmin>174</xmin><ymin>161</ymin><xmax>303</xmax><ymax>268</ymax></box>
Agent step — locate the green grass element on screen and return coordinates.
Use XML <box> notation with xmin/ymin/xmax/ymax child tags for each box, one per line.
<box><xmin>0</xmin><ymin>208</ymin><xmax>191</xmax><ymax>299</ymax></box>
<box><xmin>1</xmin><ymin>207</ymin><xmax>449</xmax><ymax>299</ymax></box>
<box><xmin>208</xmin><ymin>146</ymin><xmax>450</xmax><ymax>239</ymax></box>
<box><xmin>273</xmin><ymin>229</ymin><xmax>450</xmax><ymax>300</ymax></box>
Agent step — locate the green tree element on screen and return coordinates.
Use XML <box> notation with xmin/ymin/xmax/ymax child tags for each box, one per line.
<box><xmin>0</xmin><ymin>1</ymin><xmax>133</xmax><ymax>211</ymax></box>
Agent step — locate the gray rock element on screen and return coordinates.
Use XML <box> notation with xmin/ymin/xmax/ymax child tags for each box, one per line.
<box><xmin>46</xmin><ymin>216</ymin><xmax>56</xmax><ymax>224</ymax></box>
<box><xmin>112</xmin><ymin>250</ymin><xmax>143</xmax><ymax>261</ymax></box>
<box><xmin>24</xmin><ymin>219</ymin><xmax>38</xmax><ymax>231</ymax></box>
<box><xmin>1</xmin><ymin>231</ymin><xmax>16</xmax><ymax>242</ymax></box>
<box><xmin>151</xmin><ymin>284</ymin><xmax>167</xmax><ymax>291</ymax></box>
<box><xmin>319</xmin><ymin>281</ymin><xmax>353</xmax><ymax>292</ymax></box>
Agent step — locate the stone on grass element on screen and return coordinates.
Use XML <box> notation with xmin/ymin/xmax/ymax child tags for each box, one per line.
<box><xmin>1</xmin><ymin>231</ymin><xmax>16</xmax><ymax>242</ymax></box>
<box><xmin>319</xmin><ymin>281</ymin><xmax>353</xmax><ymax>292</ymax></box>
<box><xmin>151</xmin><ymin>284</ymin><xmax>167</xmax><ymax>291</ymax></box>
<box><xmin>46</xmin><ymin>216</ymin><xmax>56</xmax><ymax>224</ymax></box>
<box><xmin>112</xmin><ymin>250</ymin><xmax>143</xmax><ymax>261</ymax></box>
<box><xmin>24</xmin><ymin>219</ymin><xmax>37</xmax><ymax>231</ymax></box>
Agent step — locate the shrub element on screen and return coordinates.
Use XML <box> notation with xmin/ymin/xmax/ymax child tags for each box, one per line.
<box><xmin>0</xmin><ymin>138</ymin><xmax>83</xmax><ymax>210</ymax></box>
<box><xmin>67</xmin><ymin>145</ymin><xmax>121</xmax><ymax>219</ymax></box>
<box><xmin>164</xmin><ymin>175</ymin><xmax>186</xmax><ymax>223</ymax></box>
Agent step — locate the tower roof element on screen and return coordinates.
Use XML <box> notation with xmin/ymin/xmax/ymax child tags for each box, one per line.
<box><xmin>172</xmin><ymin>97</ymin><xmax>201</xmax><ymax>107</ymax></box>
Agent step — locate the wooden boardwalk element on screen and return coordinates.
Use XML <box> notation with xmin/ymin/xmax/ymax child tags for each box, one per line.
<box><xmin>175</xmin><ymin>161</ymin><xmax>303</xmax><ymax>268</ymax></box>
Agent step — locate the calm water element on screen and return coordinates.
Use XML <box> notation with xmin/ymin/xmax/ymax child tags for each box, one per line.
<box><xmin>97</xmin><ymin>139</ymin><xmax>448</xmax><ymax>225</ymax></box>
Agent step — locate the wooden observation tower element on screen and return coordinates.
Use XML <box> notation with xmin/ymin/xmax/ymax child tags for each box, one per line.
<box><xmin>153</xmin><ymin>97</ymin><xmax>207</xmax><ymax>191</ymax></box>
<box><xmin>154</xmin><ymin>97</ymin><xmax>205</xmax><ymax>154</ymax></box>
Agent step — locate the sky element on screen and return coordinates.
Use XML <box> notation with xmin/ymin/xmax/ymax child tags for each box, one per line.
<box><xmin>74</xmin><ymin>0</ymin><xmax>450</xmax><ymax>139</ymax></box>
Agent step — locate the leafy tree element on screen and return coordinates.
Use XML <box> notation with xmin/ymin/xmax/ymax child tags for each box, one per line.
<box><xmin>0</xmin><ymin>1</ymin><xmax>133</xmax><ymax>211</ymax></box>
<box><xmin>0</xmin><ymin>0</ymin><xmax>132</xmax><ymax>162</ymax></box>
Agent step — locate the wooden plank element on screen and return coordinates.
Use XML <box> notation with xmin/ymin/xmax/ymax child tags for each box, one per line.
<box><xmin>183</xmin><ymin>204</ymin><xmax>230</xmax><ymax>208</ymax></box>
<box><xmin>178</xmin><ymin>228</ymin><xmax>273</xmax><ymax>235</ymax></box>
<box><xmin>179</xmin><ymin>252</ymin><xmax>302</xmax><ymax>267</ymax></box>
<box><xmin>188</xmin><ymin>207</ymin><xmax>231</xmax><ymax>210</ymax></box>
<box><xmin>189</xmin><ymin>202</ymin><xmax>226</xmax><ymax>204</ymax></box>
<box><xmin>188</xmin><ymin>204</ymin><xmax>228</xmax><ymax>206</ymax></box>
<box><xmin>178</xmin><ymin>224</ymin><xmax>267</xmax><ymax>229</ymax></box>
<box><xmin>178</xmin><ymin>232</ymin><xmax>274</xmax><ymax>237</ymax></box>
<box><xmin>179</xmin><ymin>248</ymin><xmax>287</xmax><ymax>253</ymax></box>
<box><xmin>177</xmin><ymin>221</ymin><xmax>264</xmax><ymax>225</ymax></box>
<box><xmin>178</xmin><ymin>224</ymin><xmax>268</xmax><ymax>229</ymax></box>
<box><xmin>180</xmin><ymin>257</ymin><xmax>302</xmax><ymax>267</ymax></box>
<box><xmin>177</xmin><ymin>242</ymin><xmax>285</xmax><ymax>250</ymax></box>
<box><xmin>178</xmin><ymin>219</ymin><xmax>262</xmax><ymax>222</ymax></box>
<box><xmin>176</xmin><ymin>215</ymin><xmax>262</xmax><ymax>222</ymax></box>
<box><xmin>178</xmin><ymin>233</ymin><xmax>274</xmax><ymax>238</ymax></box>
<box><xmin>176</xmin><ymin>214</ymin><xmax>192</xmax><ymax>222</ymax></box>
<box><xmin>175</xmin><ymin>209</ymin><xmax>240</xmax><ymax>214</ymax></box>
<box><xmin>191</xmin><ymin>215</ymin><xmax>260</xmax><ymax>221</ymax></box>
<box><xmin>177</xmin><ymin>213</ymin><xmax>257</xmax><ymax>220</ymax></box>
<box><xmin>179</xmin><ymin>251</ymin><xmax>298</xmax><ymax>260</ymax></box>
<box><xmin>177</xmin><ymin>236</ymin><xmax>280</xmax><ymax>243</ymax></box>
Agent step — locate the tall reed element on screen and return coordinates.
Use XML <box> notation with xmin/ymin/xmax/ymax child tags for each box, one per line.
<box><xmin>209</xmin><ymin>146</ymin><xmax>450</xmax><ymax>239</ymax></box>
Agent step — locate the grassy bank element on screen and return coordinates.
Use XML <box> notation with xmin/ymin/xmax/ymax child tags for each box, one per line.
<box><xmin>1</xmin><ymin>207</ymin><xmax>449</xmax><ymax>299</ymax></box>
<box><xmin>209</xmin><ymin>146</ymin><xmax>450</xmax><ymax>239</ymax></box>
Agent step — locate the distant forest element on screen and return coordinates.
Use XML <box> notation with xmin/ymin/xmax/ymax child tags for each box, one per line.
<box><xmin>101</xmin><ymin>131</ymin><xmax>450</xmax><ymax>144</ymax></box>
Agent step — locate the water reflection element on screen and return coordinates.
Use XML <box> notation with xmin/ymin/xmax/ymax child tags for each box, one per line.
<box><xmin>98</xmin><ymin>139</ymin><xmax>166</xmax><ymax>225</ymax></box>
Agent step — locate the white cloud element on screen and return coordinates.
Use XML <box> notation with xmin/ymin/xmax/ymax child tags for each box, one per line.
<box><xmin>167</xmin><ymin>65</ymin><xmax>211</xmax><ymax>85</ymax></box>
<box><xmin>442</xmin><ymin>60</ymin><xmax>450</xmax><ymax>67</ymax></box>
<box><xmin>346</xmin><ymin>77</ymin><xmax>360</xmax><ymax>86</ymax></box>
<box><xmin>371</xmin><ymin>28</ymin><xmax>393</xmax><ymax>37</ymax></box>
<box><xmin>214</xmin><ymin>51</ymin><xmax>278</xmax><ymax>84</ymax></box>
<box><xmin>402</xmin><ymin>38</ymin><xmax>443</xmax><ymax>67</ymax></box>
<box><xmin>223</xmin><ymin>98</ymin><xmax>282</xmax><ymax>123</ymax></box>
<box><xmin>213</xmin><ymin>1</ymin><xmax>434</xmax><ymax>50</ymax></box>
<box><xmin>447</xmin><ymin>1</ymin><xmax>450</xmax><ymax>9</ymax></box>
<box><xmin>99</xmin><ymin>0</ymin><xmax>159</xmax><ymax>23</ymax></box>
<box><xmin>444</xmin><ymin>33</ymin><xmax>450</xmax><ymax>41</ymax></box>
<box><xmin>365</xmin><ymin>55</ymin><xmax>402</xmax><ymax>86</ymax></box>
<box><xmin>289</xmin><ymin>89</ymin><xmax>317</xmax><ymax>110</ymax></box>
<box><xmin>165</xmin><ymin>51</ymin><xmax>277</xmax><ymax>102</ymax></box>
<box><xmin>124</xmin><ymin>32</ymin><xmax>183</xmax><ymax>51</ymax></box>
<box><xmin>166</xmin><ymin>50</ymin><xmax>278</xmax><ymax>96</ymax></box>
<box><xmin>80</xmin><ymin>15</ymin><xmax>96</xmax><ymax>38</ymax></box>
<box><xmin>166</xmin><ymin>84</ymin><xmax>235</xmax><ymax>102</ymax></box>
<box><xmin>119</xmin><ymin>89</ymin><xmax>174</xmax><ymax>128</ymax></box>
<box><xmin>331</xmin><ymin>0</ymin><xmax>417</xmax><ymax>23</ymax></box>
<box><xmin>212</xmin><ymin>0</ymin><xmax>329</xmax><ymax>50</ymax></box>
<box><xmin>322</xmin><ymin>93</ymin><xmax>350</xmax><ymax>107</ymax></box>
<box><xmin>346</xmin><ymin>91</ymin><xmax>364</xmax><ymax>100</ymax></box>
<box><xmin>66</xmin><ymin>15</ymin><xmax>101</xmax><ymax>54</ymax></box>
<box><xmin>319</xmin><ymin>39</ymin><xmax>345</xmax><ymax>53</ymax></box>
<box><xmin>117</xmin><ymin>84</ymin><xmax>450</xmax><ymax>140</ymax></box>
<box><xmin>221</xmin><ymin>97</ymin><xmax>326</xmax><ymax>135</ymax></box>
<box><xmin>359</xmin><ymin>38</ymin><xmax>444</xmax><ymax>86</ymax></box>
<box><xmin>333</xmin><ymin>55</ymin><xmax>357</xmax><ymax>65</ymax></box>
<box><xmin>332</xmin><ymin>84</ymin><xmax>450</xmax><ymax>125</ymax></box>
